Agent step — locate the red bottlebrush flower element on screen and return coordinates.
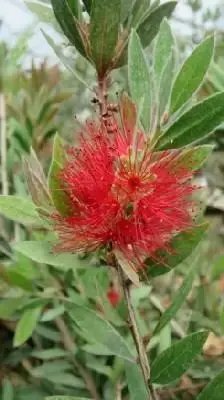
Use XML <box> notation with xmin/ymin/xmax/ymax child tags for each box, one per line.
<box><xmin>107</xmin><ymin>286</ymin><xmax>120</xmax><ymax>307</ymax></box>
<box><xmin>52</xmin><ymin>99</ymin><xmax>198</xmax><ymax>270</ymax></box>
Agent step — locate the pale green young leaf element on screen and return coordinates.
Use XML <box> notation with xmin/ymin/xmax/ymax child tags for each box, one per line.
<box><xmin>170</xmin><ymin>35</ymin><xmax>214</xmax><ymax>114</ymax></box>
<box><xmin>154</xmin><ymin>18</ymin><xmax>173</xmax><ymax>79</ymax></box>
<box><xmin>128</xmin><ymin>30</ymin><xmax>151</xmax><ymax>131</ymax></box>
<box><xmin>125</xmin><ymin>361</ymin><xmax>148</xmax><ymax>400</ymax></box>
<box><xmin>13</xmin><ymin>241</ymin><xmax>81</xmax><ymax>270</ymax></box>
<box><xmin>0</xmin><ymin>195</ymin><xmax>40</xmax><ymax>225</ymax></box>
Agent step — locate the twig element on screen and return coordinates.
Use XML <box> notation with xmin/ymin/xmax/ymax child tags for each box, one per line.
<box><xmin>0</xmin><ymin>93</ymin><xmax>8</xmax><ymax>195</ymax></box>
<box><xmin>119</xmin><ymin>268</ymin><xmax>159</xmax><ymax>400</ymax></box>
<box><xmin>55</xmin><ymin>316</ymin><xmax>100</xmax><ymax>400</ymax></box>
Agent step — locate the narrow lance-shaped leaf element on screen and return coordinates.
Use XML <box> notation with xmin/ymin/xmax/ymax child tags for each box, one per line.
<box><xmin>146</xmin><ymin>223</ymin><xmax>208</xmax><ymax>278</ymax></box>
<box><xmin>153</xmin><ymin>266</ymin><xmax>196</xmax><ymax>336</ymax></box>
<box><xmin>50</xmin><ymin>0</ymin><xmax>86</xmax><ymax>57</ymax></box>
<box><xmin>125</xmin><ymin>361</ymin><xmax>148</xmax><ymax>400</ymax></box>
<box><xmin>128</xmin><ymin>30</ymin><xmax>151</xmax><ymax>131</ymax></box>
<box><xmin>196</xmin><ymin>370</ymin><xmax>224</xmax><ymax>400</ymax></box>
<box><xmin>157</xmin><ymin>92</ymin><xmax>224</xmax><ymax>149</ymax></box>
<box><xmin>13</xmin><ymin>241</ymin><xmax>82</xmax><ymax>270</ymax></box>
<box><xmin>170</xmin><ymin>35</ymin><xmax>214</xmax><ymax>114</ymax></box>
<box><xmin>154</xmin><ymin>18</ymin><xmax>174</xmax><ymax>80</ymax></box>
<box><xmin>151</xmin><ymin>331</ymin><xmax>209</xmax><ymax>384</ymax></box>
<box><xmin>131</xmin><ymin>0</ymin><xmax>150</xmax><ymax>28</ymax></box>
<box><xmin>48</xmin><ymin>133</ymin><xmax>72</xmax><ymax>216</ymax></box>
<box><xmin>0</xmin><ymin>195</ymin><xmax>40</xmax><ymax>225</ymax></box>
<box><xmin>90</xmin><ymin>0</ymin><xmax>121</xmax><ymax>76</ymax></box>
<box><xmin>42</xmin><ymin>30</ymin><xmax>92</xmax><ymax>91</ymax></box>
<box><xmin>23</xmin><ymin>149</ymin><xmax>53</xmax><ymax>212</ymax></box>
<box><xmin>45</xmin><ymin>397</ymin><xmax>91</xmax><ymax>400</ymax></box>
<box><xmin>14</xmin><ymin>305</ymin><xmax>43</xmax><ymax>347</ymax></box>
<box><xmin>158</xmin><ymin>50</ymin><xmax>176</xmax><ymax>120</ymax></box>
<box><xmin>69</xmin><ymin>305</ymin><xmax>135</xmax><ymax>362</ymax></box>
<box><xmin>137</xmin><ymin>2</ymin><xmax>177</xmax><ymax>49</ymax></box>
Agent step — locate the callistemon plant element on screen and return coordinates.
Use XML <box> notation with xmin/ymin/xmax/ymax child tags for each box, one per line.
<box><xmin>20</xmin><ymin>0</ymin><xmax>224</xmax><ymax>399</ymax></box>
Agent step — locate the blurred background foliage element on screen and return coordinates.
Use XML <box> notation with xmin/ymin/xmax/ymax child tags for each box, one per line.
<box><xmin>0</xmin><ymin>0</ymin><xmax>224</xmax><ymax>399</ymax></box>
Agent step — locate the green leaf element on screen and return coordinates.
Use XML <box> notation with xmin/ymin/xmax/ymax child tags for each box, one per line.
<box><xmin>25</xmin><ymin>1</ymin><xmax>58</xmax><ymax>29</ymax></box>
<box><xmin>0</xmin><ymin>298</ymin><xmax>24</xmax><ymax>319</ymax></box>
<box><xmin>48</xmin><ymin>134</ymin><xmax>71</xmax><ymax>216</ymax></box>
<box><xmin>23</xmin><ymin>149</ymin><xmax>53</xmax><ymax>212</ymax></box>
<box><xmin>151</xmin><ymin>331</ymin><xmax>209</xmax><ymax>384</ymax></box>
<box><xmin>154</xmin><ymin>18</ymin><xmax>174</xmax><ymax>80</ymax></box>
<box><xmin>170</xmin><ymin>35</ymin><xmax>214</xmax><ymax>114</ymax></box>
<box><xmin>45</xmin><ymin>397</ymin><xmax>90</xmax><ymax>400</ymax></box>
<box><xmin>131</xmin><ymin>0</ymin><xmax>150</xmax><ymax>27</ymax></box>
<box><xmin>125</xmin><ymin>361</ymin><xmax>148</xmax><ymax>400</ymax></box>
<box><xmin>0</xmin><ymin>195</ymin><xmax>40</xmax><ymax>225</ymax></box>
<box><xmin>44</xmin><ymin>373</ymin><xmax>85</xmax><ymax>388</ymax></box>
<box><xmin>14</xmin><ymin>305</ymin><xmax>42</xmax><ymax>347</ymax></box>
<box><xmin>13</xmin><ymin>241</ymin><xmax>81</xmax><ymax>270</ymax></box>
<box><xmin>69</xmin><ymin>306</ymin><xmax>135</xmax><ymax>361</ymax></box>
<box><xmin>83</xmin><ymin>0</ymin><xmax>92</xmax><ymax>13</ymax></box>
<box><xmin>41</xmin><ymin>305</ymin><xmax>65</xmax><ymax>322</ymax></box>
<box><xmin>90</xmin><ymin>0</ymin><xmax>121</xmax><ymax>76</ymax></box>
<box><xmin>42</xmin><ymin>30</ymin><xmax>92</xmax><ymax>91</ymax></box>
<box><xmin>196</xmin><ymin>370</ymin><xmax>224</xmax><ymax>400</ymax></box>
<box><xmin>2</xmin><ymin>379</ymin><xmax>14</xmax><ymax>400</ymax></box>
<box><xmin>67</xmin><ymin>0</ymin><xmax>82</xmax><ymax>19</ymax></box>
<box><xmin>50</xmin><ymin>0</ymin><xmax>86</xmax><ymax>57</ymax></box>
<box><xmin>158</xmin><ymin>50</ymin><xmax>176</xmax><ymax>120</ymax></box>
<box><xmin>31</xmin><ymin>348</ymin><xmax>68</xmax><ymax>360</ymax></box>
<box><xmin>157</xmin><ymin>92</ymin><xmax>224</xmax><ymax>149</ymax></box>
<box><xmin>82</xmin><ymin>343</ymin><xmax>113</xmax><ymax>356</ymax></box>
<box><xmin>147</xmin><ymin>224</ymin><xmax>208</xmax><ymax>278</ymax></box>
<box><xmin>1</xmin><ymin>266</ymin><xmax>33</xmax><ymax>291</ymax></box>
<box><xmin>153</xmin><ymin>266</ymin><xmax>196</xmax><ymax>336</ymax></box>
<box><xmin>137</xmin><ymin>2</ymin><xmax>177</xmax><ymax>49</ymax></box>
<box><xmin>168</xmin><ymin>145</ymin><xmax>214</xmax><ymax>172</ymax></box>
<box><xmin>128</xmin><ymin>30</ymin><xmax>151</xmax><ymax>131</ymax></box>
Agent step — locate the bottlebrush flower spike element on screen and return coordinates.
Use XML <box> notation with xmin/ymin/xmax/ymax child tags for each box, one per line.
<box><xmin>51</xmin><ymin>96</ymin><xmax>199</xmax><ymax>272</ymax></box>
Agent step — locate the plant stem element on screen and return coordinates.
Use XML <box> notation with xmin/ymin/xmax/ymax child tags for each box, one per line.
<box><xmin>0</xmin><ymin>92</ymin><xmax>8</xmax><ymax>195</ymax></box>
<box><xmin>55</xmin><ymin>316</ymin><xmax>100</xmax><ymax>400</ymax></box>
<box><xmin>97</xmin><ymin>74</ymin><xmax>108</xmax><ymax>117</ymax></box>
<box><xmin>119</xmin><ymin>268</ymin><xmax>159</xmax><ymax>400</ymax></box>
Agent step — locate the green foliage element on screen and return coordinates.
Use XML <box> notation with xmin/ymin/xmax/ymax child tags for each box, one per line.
<box><xmin>69</xmin><ymin>306</ymin><xmax>135</xmax><ymax>361</ymax></box>
<box><xmin>51</xmin><ymin>0</ymin><xmax>87</xmax><ymax>57</ymax></box>
<box><xmin>13</xmin><ymin>241</ymin><xmax>82</xmax><ymax>270</ymax></box>
<box><xmin>48</xmin><ymin>134</ymin><xmax>71</xmax><ymax>216</ymax></box>
<box><xmin>0</xmin><ymin>195</ymin><xmax>40</xmax><ymax>225</ymax></box>
<box><xmin>196</xmin><ymin>370</ymin><xmax>224</xmax><ymax>399</ymax></box>
<box><xmin>147</xmin><ymin>224</ymin><xmax>208</xmax><ymax>277</ymax></box>
<box><xmin>170</xmin><ymin>35</ymin><xmax>214</xmax><ymax>114</ymax></box>
<box><xmin>157</xmin><ymin>92</ymin><xmax>224</xmax><ymax>149</ymax></box>
<box><xmin>128</xmin><ymin>30</ymin><xmax>151</xmax><ymax>131</ymax></box>
<box><xmin>89</xmin><ymin>0</ymin><xmax>121</xmax><ymax>76</ymax></box>
<box><xmin>13</xmin><ymin>305</ymin><xmax>43</xmax><ymax>347</ymax></box>
<box><xmin>151</xmin><ymin>331</ymin><xmax>209</xmax><ymax>384</ymax></box>
<box><xmin>8</xmin><ymin>62</ymin><xmax>71</xmax><ymax>164</ymax></box>
<box><xmin>153</xmin><ymin>266</ymin><xmax>196</xmax><ymax>335</ymax></box>
<box><xmin>1</xmin><ymin>3</ymin><xmax>224</xmax><ymax>400</ymax></box>
<box><xmin>125</xmin><ymin>361</ymin><xmax>148</xmax><ymax>400</ymax></box>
